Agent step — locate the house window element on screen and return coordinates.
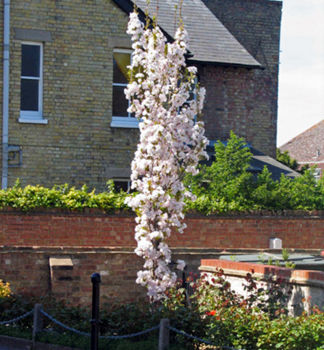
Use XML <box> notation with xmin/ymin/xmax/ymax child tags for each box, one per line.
<box><xmin>313</xmin><ymin>168</ymin><xmax>321</xmax><ymax>182</ymax></box>
<box><xmin>110</xmin><ymin>49</ymin><xmax>139</xmax><ymax>128</ymax></box>
<box><xmin>113</xmin><ymin>179</ymin><xmax>132</xmax><ymax>193</ymax></box>
<box><xmin>19</xmin><ymin>42</ymin><xmax>47</xmax><ymax>124</ymax></box>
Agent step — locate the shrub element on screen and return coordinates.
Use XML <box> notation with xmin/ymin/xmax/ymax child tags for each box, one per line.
<box><xmin>0</xmin><ymin>280</ymin><xmax>11</xmax><ymax>298</ymax></box>
<box><xmin>0</xmin><ymin>179</ymin><xmax>130</xmax><ymax>213</ymax></box>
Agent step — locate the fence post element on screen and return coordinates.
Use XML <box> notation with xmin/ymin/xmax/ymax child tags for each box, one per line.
<box><xmin>90</xmin><ymin>273</ymin><xmax>101</xmax><ymax>350</ymax></box>
<box><xmin>159</xmin><ymin>318</ymin><xmax>170</xmax><ymax>350</ymax></box>
<box><xmin>32</xmin><ymin>304</ymin><xmax>43</xmax><ymax>349</ymax></box>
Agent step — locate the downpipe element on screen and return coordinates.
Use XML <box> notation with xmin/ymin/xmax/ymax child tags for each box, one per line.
<box><xmin>2</xmin><ymin>0</ymin><xmax>10</xmax><ymax>189</ymax></box>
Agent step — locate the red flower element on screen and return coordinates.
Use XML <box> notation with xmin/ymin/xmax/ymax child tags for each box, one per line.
<box><xmin>206</xmin><ymin>310</ymin><xmax>216</xmax><ymax>316</ymax></box>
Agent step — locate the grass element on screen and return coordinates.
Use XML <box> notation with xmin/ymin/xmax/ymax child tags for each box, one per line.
<box><xmin>0</xmin><ymin>325</ymin><xmax>32</xmax><ymax>340</ymax></box>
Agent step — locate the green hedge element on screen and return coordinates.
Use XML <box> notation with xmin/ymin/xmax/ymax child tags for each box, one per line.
<box><xmin>0</xmin><ymin>180</ymin><xmax>130</xmax><ymax>213</ymax></box>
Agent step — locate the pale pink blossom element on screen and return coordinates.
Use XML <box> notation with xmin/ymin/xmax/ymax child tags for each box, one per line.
<box><xmin>125</xmin><ymin>12</ymin><xmax>208</xmax><ymax>300</ymax></box>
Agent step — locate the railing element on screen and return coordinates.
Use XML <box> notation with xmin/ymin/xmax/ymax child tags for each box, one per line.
<box><xmin>0</xmin><ymin>272</ymin><xmax>242</xmax><ymax>350</ymax></box>
<box><xmin>0</xmin><ymin>310</ymin><xmax>34</xmax><ymax>325</ymax></box>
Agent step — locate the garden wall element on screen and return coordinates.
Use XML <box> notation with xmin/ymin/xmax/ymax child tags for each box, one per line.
<box><xmin>2</xmin><ymin>209</ymin><xmax>324</xmax><ymax>249</ymax></box>
<box><xmin>1</xmin><ymin>209</ymin><xmax>324</xmax><ymax>304</ymax></box>
<box><xmin>200</xmin><ymin>259</ymin><xmax>324</xmax><ymax>316</ymax></box>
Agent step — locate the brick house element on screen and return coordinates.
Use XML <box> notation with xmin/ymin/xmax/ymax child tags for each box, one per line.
<box><xmin>0</xmin><ymin>0</ymin><xmax>283</xmax><ymax>191</ymax></box>
<box><xmin>280</xmin><ymin>120</ymin><xmax>324</xmax><ymax>179</ymax></box>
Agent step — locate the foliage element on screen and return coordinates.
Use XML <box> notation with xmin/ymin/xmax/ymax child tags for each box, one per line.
<box><xmin>124</xmin><ymin>11</ymin><xmax>208</xmax><ymax>299</ymax></box>
<box><xmin>276</xmin><ymin>148</ymin><xmax>310</xmax><ymax>174</ymax></box>
<box><xmin>0</xmin><ymin>280</ymin><xmax>11</xmax><ymax>298</ymax></box>
<box><xmin>0</xmin><ymin>179</ymin><xmax>130</xmax><ymax>213</ymax></box>
<box><xmin>185</xmin><ymin>131</ymin><xmax>253</xmax><ymax>213</ymax></box>
<box><xmin>258</xmin><ymin>249</ymin><xmax>296</xmax><ymax>269</ymax></box>
<box><xmin>256</xmin><ymin>307</ymin><xmax>324</xmax><ymax>350</ymax></box>
<box><xmin>186</xmin><ymin>132</ymin><xmax>324</xmax><ymax>214</ymax></box>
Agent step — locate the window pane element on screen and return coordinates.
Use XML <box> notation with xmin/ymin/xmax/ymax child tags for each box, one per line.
<box><xmin>114</xmin><ymin>181</ymin><xmax>129</xmax><ymax>193</ymax></box>
<box><xmin>21</xmin><ymin>44</ymin><xmax>40</xmax><ymax>77</ymax></box>
<box><xmin>113</xmin><ymin>85</ymin><xmax>128</xmax><ymax>117</ymax></box>
<box><xmin>113</xmin><ymin>52</ymin><xmax>130</xmax><ymax>84</ymax></box>
<box><xmin>20</xmin><ymin>79</ymin><xmax>39</xmax><ymax>111</ymax></box>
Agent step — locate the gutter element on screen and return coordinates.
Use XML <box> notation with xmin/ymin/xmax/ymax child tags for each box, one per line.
<box><xmin>2</xmin><ymin>0</ymin><xmax>10</xmax><ymax>189</ymax></box>
<box><xmin>187</xmin><ymin>59</ymin><xmax>264</xmax><ymax>70</ymax></box>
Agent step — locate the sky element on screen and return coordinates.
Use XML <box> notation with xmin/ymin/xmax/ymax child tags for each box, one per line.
<box><xmin>277</xmin><ymin>0</ymin><xmax>324</xmax><ymax>147</ymax></box>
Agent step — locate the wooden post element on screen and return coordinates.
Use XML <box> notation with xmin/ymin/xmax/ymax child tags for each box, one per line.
<box><xmin>32</xmin><ymin>304</ymin><xmax>43</xmax><ymax>349</ymax></box>
<box><xmin>158</xmin><ymin>318</ymin><xmax>170</xmax><ymax>350</ymax></box>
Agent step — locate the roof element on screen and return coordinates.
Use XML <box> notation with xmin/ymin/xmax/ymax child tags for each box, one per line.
<box><xmin>280</xmin><ymin>119</ymin><xmax>324</xmax><ymax>164</ymax></box>
<box><xmin>113</xmin><ymin>0</ymin><xmax>262</xmax><ymax>68</ymax></box>
<box><xmin>206</xmin><ymin>142</ymin><xmax>300</xmax><ymax>181</ymax></box>
<box><xmin>249</xmin><ymin>148</ymin><xmax>300</xmax><ymax>181</ymax></box>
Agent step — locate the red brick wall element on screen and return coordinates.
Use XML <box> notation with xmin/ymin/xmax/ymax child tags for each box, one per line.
<box><xmin>1</xmin><ymin>209</ymin><xmax>324</xmax><ymax>304</ymax></box>
<box><xmin>0</xmin><ymin>247</ymin><xmax>145</xmax><ymax>305</ymax></box>
<box><xmin>1</xmin><ymin>209</ymin><xmax>324</xmax><ymax>249</ymax></box>
<box><xmin>201</xmin><ymin>0</ymin><xmax>282</xmax><ymax>158</ymax></box>
<box><xmin>200</xmin><ymin>66</ymin><xmax>257</xmax><ymax>148</ymax></box>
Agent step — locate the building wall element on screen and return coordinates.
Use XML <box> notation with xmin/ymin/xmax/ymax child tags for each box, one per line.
<box><xmin>0</xmin><ymin>0</ymin><xmax>139</xmax><ymax>191</ymax></box>
<box><xmin>199</xmin><ymin>65</ymin><xmax>256</xmax><ymax>145</ymax></box>
<box><xmin>201</xmin><ymin>0</ymin><xmax>282</xmax><ymax>158</ymax></box>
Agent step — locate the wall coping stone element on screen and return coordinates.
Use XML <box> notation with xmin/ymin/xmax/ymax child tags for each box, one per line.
<box><xmin>1</xmin><ymin>246</ymin><xmax>323</xmax><ymax>255</ymax></box>
<box><xmin>2</xmin><ymin>207</ymin><xmax>324</xmax><ymax>219</ymax></box>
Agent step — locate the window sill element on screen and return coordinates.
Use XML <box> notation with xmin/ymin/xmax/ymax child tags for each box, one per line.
<box><xmin>18</xmin><ymin>118</ymin><xmax>48</xmax><ymax>124</ymax></box>
<box><xmin>110</xmin><ymin>117</ymin><xmax>139</xmax><ymax>129</ymax></box>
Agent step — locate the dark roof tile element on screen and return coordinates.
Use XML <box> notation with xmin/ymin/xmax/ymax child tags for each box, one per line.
<box><xmin>117</xmin><ymin>0</ymin><xmax>261</xmax><ymax>68</ymax></box>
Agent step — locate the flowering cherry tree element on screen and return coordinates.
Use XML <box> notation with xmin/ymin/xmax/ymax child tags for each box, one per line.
<box><xmin>125</xmin><ymin>11</ymin><xmax>208</xmax><ymax>300</ymax></box>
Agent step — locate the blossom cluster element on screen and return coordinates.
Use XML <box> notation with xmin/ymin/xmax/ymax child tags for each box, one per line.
<box><xmin>125</xmin><ymin>12</ymin><xmax>208</xmax><ymax>300</ymax></box>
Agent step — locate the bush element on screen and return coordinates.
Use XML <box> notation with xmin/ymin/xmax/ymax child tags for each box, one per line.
<box><xmin>0</xmin><ymin>179</ymin><xmax>130</xmax><ymax>213</ymax></box>
<box><xmin>0</xmin><ymin>280</ymin><xmax>11</xmax><ymax>298</ymax></box>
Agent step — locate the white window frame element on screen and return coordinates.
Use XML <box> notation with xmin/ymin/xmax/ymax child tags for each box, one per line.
<box><xmin>110</xmin><ymin>48</ymin><xmax>139</xmax><ymax>129</ymax></box>
<box><xmin>314</xmin><ymin>168</ymin><xmax>321</xmax><ymax>182</ymax></box>
<box><xmin>19</xmin><ymin>41</ymin><xmax>47</xmax><ymax>124</ymax></box>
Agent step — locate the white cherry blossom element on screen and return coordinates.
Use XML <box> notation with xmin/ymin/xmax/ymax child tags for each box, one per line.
<box><xmin>125</xmin><ymin>12</ymin><xmax>208</xmax><ymax>300</ymax></box>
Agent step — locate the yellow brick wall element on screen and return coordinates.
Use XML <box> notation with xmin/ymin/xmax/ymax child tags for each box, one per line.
<box><xmin>1</xmin><ymin>0</ymin><xmax>139</xmax><ymax>191</ymax></box>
